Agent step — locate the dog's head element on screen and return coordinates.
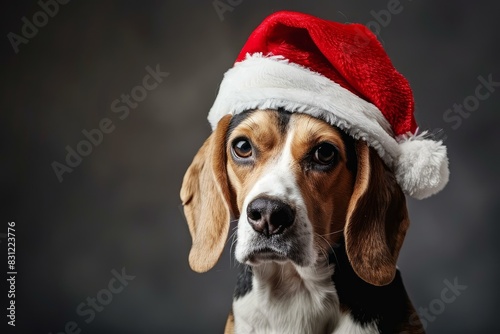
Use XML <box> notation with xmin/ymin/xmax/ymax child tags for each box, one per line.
<box><xmin>181</xmin><ymin>109</ymin><xmax>410</xmax><ymax>286</ymax></box>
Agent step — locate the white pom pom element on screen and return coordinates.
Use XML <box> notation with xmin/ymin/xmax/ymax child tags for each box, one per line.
<box><xmin>395</xmin><ymin>137</ymin><xmax>449</xmax><ymax>199</ymax></box>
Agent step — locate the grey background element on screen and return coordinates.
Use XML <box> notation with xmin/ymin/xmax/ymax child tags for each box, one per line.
<box><xmin>2</xmin><ymin>1</ymin><xmax>499</xmax><ymax>333</ymax></box>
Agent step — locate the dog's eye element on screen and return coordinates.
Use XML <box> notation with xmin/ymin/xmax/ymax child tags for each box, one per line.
<box><xmin>313</xmin><ymin>143</ymin><xmax>337</xmax><ymax>165</ymax></box>
<box><xmin>232</xmin><ymin>139</ymin><xmax>253</xmax><ymax>159</ymax></box>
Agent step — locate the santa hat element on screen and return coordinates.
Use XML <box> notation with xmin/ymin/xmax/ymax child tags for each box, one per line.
<box><xmin>208</xmin><ymin>11</ymin><xmax>449</xmax><ymax>199</ymax></box>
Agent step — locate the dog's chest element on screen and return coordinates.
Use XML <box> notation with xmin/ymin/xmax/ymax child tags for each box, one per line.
<box><xmin>231</xmin><ymin>264</ymin><xmax>379</xmax><ymax>334</ymax></box>
<box><xmin>233</xmin><ymin>277</ymin><xmax>337</xmax><ymax>333</ymax></box>
<box><xmin>233</xmin><ymin>294</ymin><xmax>379</xmax><ymax>334</ymax></box>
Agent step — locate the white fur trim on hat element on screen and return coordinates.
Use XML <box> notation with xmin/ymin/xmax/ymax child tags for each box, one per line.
<box><xmin>208</xmin><ymin>54</ymin><xmax>449</xmax><ymax>199</ymax></box>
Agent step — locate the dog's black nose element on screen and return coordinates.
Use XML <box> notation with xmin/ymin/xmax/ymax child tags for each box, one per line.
<box><xmin>247</xmin><ymin>197</ymin><xmax>295</xmax><ymax>237</ymax></box>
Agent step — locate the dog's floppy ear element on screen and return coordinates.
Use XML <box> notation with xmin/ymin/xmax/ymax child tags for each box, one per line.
<box><xmin>345</xmin><ymin>141</ymin><xmax>410</xmax><ymax>286</ymax></box>
<box><xmin>180</xmin><ymin>115</ymin><xmax>233</xmax><ymax>273</ymax></box>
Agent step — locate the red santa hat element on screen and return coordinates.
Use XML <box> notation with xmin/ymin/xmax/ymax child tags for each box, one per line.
<box><xmin>208</xmin><ymin>10</ymin><xmax>449</xmax><ymax>199</ymax></box>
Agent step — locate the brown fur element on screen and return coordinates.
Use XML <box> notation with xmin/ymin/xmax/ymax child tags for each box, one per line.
<box><xmin>345</xmin><ymin>141</ymin><xmax>410</xmax><ymax>286</ymax></box>
<box><xmin>224</xmin><ymin>312</ymin><xmax>234</xmax><ymax>334</ymax></box>
<box><xmin>180</xmin><ymin>115</ymin><xmax>234</xmax><ymax>273</ymax></box>
<box><xmin>289</xmin><ymin>114</ymin><xmax>355</xmax><ymax>253</ymax></box>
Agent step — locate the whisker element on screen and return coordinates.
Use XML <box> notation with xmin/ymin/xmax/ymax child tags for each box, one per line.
<box><xmin>227</xmin><ymin>219</ymin><xmax>239</xmax><ymax>267</ymax></box>
<box><xmin>318</xmin><ymin>247</ymin><xmax>328</xmax><ymax>263</ymax></box>
<box><xmin>229</xmin><ymin>230</ymin><xmax>238</xmax><ymax>268</ymax></box>
<box><xmin>318</xmin><ymin>245</ymin><xmax>328</xmax><ymax>264</ymax></box>
<box><xmin>315</xmin><ymin>233</ymin><xmax>334</xmax><ymax>252</ymax></box>
<box><xmin>314</xmin><ymin>232</ymin><xmax>340</xmax><ymax>271</ymax></box>
<box><xmin>319</xmin><ymin>228</ymin><xmax>344</xmax><ymax>237</ymax></box>
<box><xmin>330</xmin><ymin>248</ymin><xmax>340</xmax><ymax>271</ymax></box>
<box><xmin>277</xmin><ymin>264</ymin><xmax>285</xmax><ymax>288</ymax></box>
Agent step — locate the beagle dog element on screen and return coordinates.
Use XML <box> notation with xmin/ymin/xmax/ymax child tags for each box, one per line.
<box><xmin>181</xmin><ymin>109</ymin><xmax>425</xmax><ymax>333</ymax></box>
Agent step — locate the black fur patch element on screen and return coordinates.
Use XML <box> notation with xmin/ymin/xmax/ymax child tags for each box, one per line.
<box><xmin>338</xmin><ymin>129</ymin><xmax>357</xmax><ymax>174</ymax></box>
<box><xmin>330</xmin><ymin>241</ymin><xmax>410</xmax><ymax>333</ymax></box>
<box><xmin>276</xmin><ymin>107</ymin><xmax>292</xmax><ymax>134</ymax></box>
<box><xmin>234</xmin><ymin>265</ymin><xmax>253</xmax><ymax>299</ymax></box>
<box><xmin>226</xmin><ymin>108</ymin><xmax>292</xmax><ymax>144</ymax></box>
<box><xmin>226</xmin><ymin>109</ymin><xmax>256</xmax><ymax>143</ymax></box>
